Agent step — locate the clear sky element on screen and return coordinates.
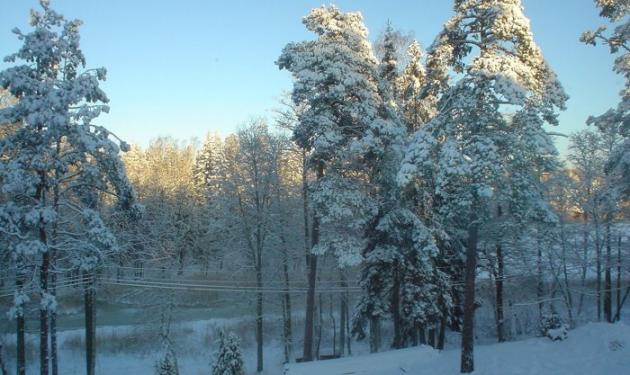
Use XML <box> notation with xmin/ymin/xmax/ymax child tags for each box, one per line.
<box><xmin>0</xmin><ymin>0</ymin><xmax>623</xmax><ymax>155</ymax></box>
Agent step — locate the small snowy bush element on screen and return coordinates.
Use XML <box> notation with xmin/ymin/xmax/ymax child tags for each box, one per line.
<box><xmin>211</xmin><ymin>330</ymin><xmax>245</xmax><ymax>375</ymax></box>
<box><xmin>155</xmin><ymin>340</ymin><xmax>179</xmax><ymax>375</ymax></box>
<box><xmin>540</xmin><ymin>312</ymin><xmax>568</xmax><ymax>341</ymax></box>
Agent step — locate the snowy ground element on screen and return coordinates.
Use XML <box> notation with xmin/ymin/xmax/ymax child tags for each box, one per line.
<box><xmin>4</xmin><ymin>320</ymin><xmax>628</xmax><ymax>374</ymax></box>
<box><xmin>286</xmin><ymin>322</ymin><xmax>630</xmax><ymax>375</ymax></box>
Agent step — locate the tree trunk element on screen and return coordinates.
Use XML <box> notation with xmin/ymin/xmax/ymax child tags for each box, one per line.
<box><xmin>437</xmin><ymin>315</ymin><xmax>446</xmax><ymax>350</ymax></box>
<box><xmin>0</xmin><ymin>341</ymin><xmax>8</xmax><ymax>375</ymax></box>
<box><xmin>40</xmin><ymin>249</ymin><xmax>50</xmax><ymax>375</ymax></box>
<box><xmin>604</xmin><ymin>214</ymin><xmax>612</xmax><ymax>323</ymax></box>
<box><xmin>594</xmin><ymin>214</ymin><xmax>602</xmax><ymax>321</ymax></box>
<box><xmin>256</xmin><ymin>264</ymin><xmax>264</xmax><ymax>372</ymax></box>
<box><xmin>84</xmin><ymin>272</ymin><xmax>96</xmax><ymax>375</ymax></box>
<box><xmin>418</xmin><ymin>325</ymin><xmax>426</xmax><ymax>345</ymax></box>
<box><xmin>391</xmin><ymin>260</ymin><xmax>403</xmax><ymax>349</ymax></box>
<box><xmin>616</xmin><ymin>234</ymin><xmax>622</xmax><ymax>321</ymax></box>
<box><xmin>302</xmin><ymin>150</ymin><xmax>310</xmax><ymax>265</ymax></box>
<box><xmin>315</xmin><ymin>293</ymin><xmax>323</xmax><ymax>359</ymax></box>
<box><xmin>302</xmin><ymin>162</ymin><xmax>323</xmax><ymax>362</ymax></box>
<box><xmin>460</xmin><ymin>221</ymin><xmax>478</xmax><ymax>373</ymax></box>
<box><xmin>280</xmin><ymin>231</ymin><xmax>293</xmax><ymax>363</ymax></box>
<box><xmin>346</xmin><ymin>306</ymin><xmax>352</xmax><ymax>355</ymax></box>
<box><xmin>16</xmin><ymin>271</ymin><xmax>26</xmax><ymax>375</ymax></box>
<box><xmin>428</xmin><ymin>327</ymin><xmax>436</xmax><ymax>348</ymax></box>
<box><xmin>536</xmin><ymin>227</ymin><xmax>544</xmax><ymax>322</ymax></box>
<box><xmin>369</xmin><ymin>316</ymin><xmax>381</xmax><ymax>353</ymax></box>
<box><xmin>577</xmin><ymin>214</ymin><xmax>589</xmax><ymax>316</ymax></box>
<box><xmin>495</xmin><ymin>243</ymin><xmax>505</xmax><ymax>342</ymax></box>
<box><xmin>50</xmin><ymin>270</ymin><xmax>58</xmax><ymax>375</ymax></box>
<box><xmin>560</xmin><ymin>222</ymin><xmax>574</xmax><ymax>327</ymax></box>
<box><xmin>329</xmin><ymin>295</ymin><xmax>337</xmax><ymax>356</ymax></box>
<box><xmin>339</xmin><ymin>271</ymin><xmax>347</xmax><ymax>357</ymax></box>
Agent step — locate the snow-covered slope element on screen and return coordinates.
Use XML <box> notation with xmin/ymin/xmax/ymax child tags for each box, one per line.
<box><xmin>287</xmin><ymin>322</ymin><xmax>630</xmax><ymax>375</ymax></box>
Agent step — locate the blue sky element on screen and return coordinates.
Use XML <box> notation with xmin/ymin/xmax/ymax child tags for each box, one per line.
<box><xmin>0</xmin><ymin>0</ymin><xmax>622</xmax><ymax>155</ymax></box>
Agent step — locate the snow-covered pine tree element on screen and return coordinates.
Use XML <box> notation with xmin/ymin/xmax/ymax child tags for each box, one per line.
<box><xmin>397</xmin><ymin>41</ymin><xmax>438</xmax><ymax>133</ymax></box>
<box><xmin>277</xmin><ymin>5</ymin><xmax>390</xmax><ymax>359</ymax></box>
<box><xmin>211</xmin><ymin>330</ymin><xmax>245</xmax><ymax>375</ymax></box>
<box><xmin>377</xmin><ymin>21</ymin><xmax>400</xmax><ymax>101</ymax></box>
<box><xmin>399</xmin><ymin>0</ymin><xmax>567</xmax><ymax>372</ymax></box>
<box><xmin>0</xmin><ymin>2</ymin><xmax>137</xmax><ymax>374</ymax></box>
<box><xmin>581</xmin><ymin>0</ymin><xmax>630</xmax><ymax>199</ymax></box>
<box><xmin>155</xmin><ymin>340</ymin><xmax>179</xmax><ymax>375</ymax></box>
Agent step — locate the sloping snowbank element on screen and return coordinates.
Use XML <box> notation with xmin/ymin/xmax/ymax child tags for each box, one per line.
<box><xmin>287</xmin><ymin>322</ymin><xmax>630</xmax><ymax>375</ymax></box>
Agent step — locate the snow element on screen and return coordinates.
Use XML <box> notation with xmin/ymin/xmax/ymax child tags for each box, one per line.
<box><xmin>286</xmin><ymin>322</ymin><xmax>630</xmax><ymax>375</ymax></box>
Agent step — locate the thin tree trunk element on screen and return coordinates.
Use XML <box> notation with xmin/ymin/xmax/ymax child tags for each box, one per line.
<box><xmin>329</xmin><ymin>295</ymin><xmax>337</xmax><ymax>356</ymax></box>
<box><xmin>594</xmin><ymin>214</ymin><xmax>602</xmax><ymax>321</ymax></box>
<box><xmin>613</xmin><ymin>287</ymin><xmax>630</xmax><ymax>322</ymax></box>
<box><xmin>50</xmin><ymin>270</ymin><xmax>58</xmax><ymax>375</ymax></box>
<box><xmin>495</xmin><ymin>243</ymin><xmax>505</xmax><ymax>342</ymax></box>
<box><xmin>256</xmin><ymin>259</ymin><xmax>264</xmax><ymax>372</ymax></box>
<box><xmin>536</xmin><ymin>227</ymin><xmax>544</xmax><ymax>322</ymax></box>
<box><xmin>315</xmin><ymin>293</ymin><xmax>323</xmax><ymax>359</ymax></box>
<box><xmin>617</xmin><ymin>234</ymin><xmax>622</xmax><ymax>321</ymax></box>
<box><xmin>0</xmin><ymin>340</ymin><xmax>8</xmax><ymax>375</ymax></box>
<box><xmin>604</xmin><ymin>214</ymin><xmax>612</xmax><ymax>322</ymax></box>
<box><xmin>16</xmin><ymin>270</ymin><xmax>26</xmax><ymax>375</ymax></box>
<box><xmin>302</xmin><ymin>162</ymin><xmax>323</xmax><ymax>362</ymax></box>
<box><xmin>40</xmin><ymin>250</ymin><xmax>50</xmax><ymax>375</ymax></box>
<box><xmin>339</xmin><ymin>271</ymin><xmax>347</xmax><ymax>357</ymax></box>
<box><xmin>560</xmin><ymin>222</ymin><xmax>574</xmax><ymax>327</ymax></box>
<box><xmin>280</xmin><ymin>229</ymin><xmax>293</xmax><ymax>363</ymax></box>
<box><xmin>391</xmin><ymin>260</ymin><xmax>403</xmax><ymax>349</ymax></box>
<box><xmin>345</xmin><ymin>300</ymin><xmax>352</xmax><ymax>356</ymax></box>
<box><xmin>302</xmin><ymin>150</ymin><xmax>310</xmax><ymax>265</ymax></box>
<box><xmin>428</xmin><ymin>327</ymin><xmax>436</xmax><ymax>348</ymax></box>
<box><xmin>578</xmin><ymin>214</ymin><xmax>588</xmax><ymax>316</ymax></box>
<box><xmin>437</xmin><ymin>315</ymin><xmax>446</xmax><ymax>350</ymax></box>
<box><xmin>460</xmin><ymin>221</ymin><xmax>478</xmax><ymax>373</ymax></box>
<box><xmin>369</xmin><ymin>316</ymin><xmax>381</xmax><ymax>353</ymax></box>
<box><xmin>418</xmin><ymin>325</ymin><xmax>426</xmax><ymax>345</ymax></box>
<box><xmin>84</xmin><ymin>272</ymin><xmax>96</xmax><ymax>375</ymax></box>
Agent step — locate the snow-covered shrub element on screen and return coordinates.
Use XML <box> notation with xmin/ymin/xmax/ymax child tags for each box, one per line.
<box><xmin>155</xmin><ymin>340</ymin><xmax>179</xmax><ymax>375</ymax></box>
<box><xmin>540</xmin><ymin>312</ymin><xmax>568</xmax><ymax>341</ymax></box>
<box><xmin>211</xmin><ymin>330</ymin><xmax>245</xmax><ymax>375</ymax></box>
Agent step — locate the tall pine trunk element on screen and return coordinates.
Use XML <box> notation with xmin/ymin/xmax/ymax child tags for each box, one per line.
<box><xmin>369</xmin><ymin>316</ymin><xmax>381</xmax><ymax>353</ymax></box>
<box><xmin>50</xmin><ymin>270</ymin><xmax>58</xmax><ymax>375</ymax></box>
<box><xmin>391</xmin><ymin>260</ymin><xmax>403</xmax><ymax>349</ymax></box>
<box><xmin>617</xmin><ymin>234</ymin><xmax>622</xmax><ymax>321</ymax></box>
<box><xmin>303</xmin><ymin>162</ymin><xmax>323</xmax><ymax>362</ymax></box>
<box><xmin>339</xmin><ymin>271</ymin><xmax>347</xmax><ymax>357</ymax></box>
<box><xmin>437</xmin><ymin>315</ymin><xmax>446</xmax><ymax>350</ymax></box>
<box><xmin>604</xmin><ymin>213</ymin><xmax>612</xmax><ymax>322</ymax></box>
<box><xmin>39</xmin><ymin>248</ymin><xmax>50</xmax><ymax>375</ymax></box>
<box><xmin>460</xmin><ymin>221</ymin><xmax>478</xmax><ymax>373</ymax></box>
<box><xmin>84</xmin><ymin>272</ymin><xmax>96</xmax><ymax>375</ymax></box>
<box><xmin>594</xmin><ymin>214</ymin><xmax>602</xmax><ymax>321</ymax></box>
<box><xmin>281</xmin><ymin>251</ymin><xmax>293</xmax><ymax>363</ymax></box>
<box><xmin>495</xmin><ymin>243</ymin><xmax>505</xmax><ymax>342</ymax></box>
<box><xmin>256</xmin><ymin>271</ymin><xmax>263</xmax><ymax>372</ymax></box>
<box><xmin>16</xmin><ymin>269</ymin><xmax>26</xmax><ymax>375</ymax></box>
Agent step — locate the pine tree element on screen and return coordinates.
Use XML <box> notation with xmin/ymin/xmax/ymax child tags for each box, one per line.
<box><xmin>399</xmin><ymin>0</ymin><xmax>566</xmax><ymax>372</ymax></box>
<box><xmin>397</xmin><ymin>41</ymin><xmax>437</xmax><ymax>133</ymax></box>
<box><xmin>211</xmin><ymin>330</ymin><xmax>245</xmax><ymax>375</ymax></box>
<box><xmin>278</xmin><ymin>5</ymin><xmax>393</xmax><ymax>359</ymax></box>
<box><xmin>155</xmin><ymin>340</ymin><xmax>179</xmax><ymax>375</ymax></box>
<box><xmin>582</xmin><ymin>0</ymin><xmax>630</xmax><ymax>199</ymax></box>
<box><xmin>0</xmin><ymin>2</ymin><xmax>137</xmax><ymax>374</ymax></box>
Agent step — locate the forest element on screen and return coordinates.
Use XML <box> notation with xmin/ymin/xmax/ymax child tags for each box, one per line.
<box><xmin>0</xmin><ymin>0</ymin><xmax>629</xmax><ymax>374</ymax></box>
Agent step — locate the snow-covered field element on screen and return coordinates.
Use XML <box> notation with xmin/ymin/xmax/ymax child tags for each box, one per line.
<box><xmin>4</xmin><ymin>319</ymin><xmax>628</xmax><ymax>375</ymax></box>
<box><xmin>287</xmin><ymin>322</ymin><xmax>630</xmax><ymax>375</ymax></box>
